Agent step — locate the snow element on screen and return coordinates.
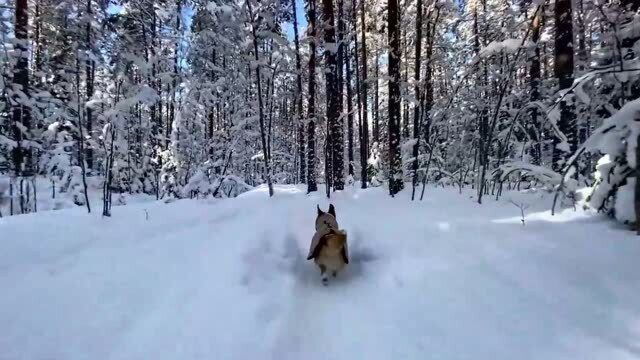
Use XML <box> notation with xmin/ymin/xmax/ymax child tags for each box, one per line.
<box><xmin>615</xmin><ymin>178</ymin><xmax>636</xmax><ymax>223</ymax></box>
<box><xmin>1</xmin><ymin>185</ymin><xmax>639</xmax><ymax>360</ymax></box>
<box><xmin>582</xmin><ymin>98</ymin><xmax>640</xmax><ymax>222</ymax></box>
<box><xmin>479</xmin><ymin>38</ymin><xmax>526</xmax><ymax>58</ymax></box>
<box><xmin>0</xmin><ymin>176</ymin><xmax>155</xmax><ymax>217</ymax></box>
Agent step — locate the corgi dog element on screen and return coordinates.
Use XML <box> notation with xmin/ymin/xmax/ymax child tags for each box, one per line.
<box><xmin>307</xmin><ymin>204</ymin><xmax>349</xmax><ymax>285</ymax></box>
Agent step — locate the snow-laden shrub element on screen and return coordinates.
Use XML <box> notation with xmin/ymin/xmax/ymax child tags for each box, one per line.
<box><xmin>159</xmin><ymin>148</ymin><xmax>180</xmax><ymax>199</ymax></box>
<box><xmin>367</xmin><ymin>142</ymin><xmax>384</xmax><ymax>187</ymax></box>
<box><xmin>182</xmin><ymin>164</ymin><xmax>253</xmax><ymax>199</ymax></box>
<box><xmin>497</xmin><ymin>161</ymin><xmax>567</xmax><ymax>192</ymax></box>
<box><xmin>65</xmin><ymin>166</ymin><xmax>87</xmax><ymax>206</ymax></box>
<box><xmin>585</xmin><ymin>98</ymin><xmax>640</xmax><ymax>224</ymax></box>
<box><xmin>216</xmin><ymin>175</ymin><xmax>253</xmax><ymax>198</ymax></box>
<box><xmin>346</xmin><ymin>174</ymin><xmax>355</xmax><ymax>187</ymax></box>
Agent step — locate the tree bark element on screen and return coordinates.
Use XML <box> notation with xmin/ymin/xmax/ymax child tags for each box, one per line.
<box><xmin>169</xmin><ymin>0</ymin><xmax>182</xmax><ymax>149</ymax></box>
<box><xmin>528</xmin><ymin>5</ymin><xmax>543</xmax><ymax>165</ymax></box>
<box><xmin>293</xmin><ymin>0</ymin><xmax>306</xmax><ymax>183</ymax></box>
<box><xmin>552</xmin><ymin>0</ymin><xmax>575</xmax><ymax>171</ymax></box>
<box><xmin>322</xmin><ymin>0</ymin><xmax>344</xmax><ymax>192</ymax></box>
<box><xmin>307</xmin><ymin>0</ymin><xmax>319</xmax><ymax>193</ymax></box>
<box><xmin>248</xmin><ymin>0</ymin><xmax>274</xmax><ymax>197</ymax></box>
<box><xmin>85</xmin><ymin>0</ymin><xmax>95</xmax><ymax>170</ymax></box>
<box><xmin>373</xmin><ymin>48</ymin><xmax>380</xmax><ymax>143</ymax></box>
<box><xmin>12</xmin><ymin>0</ymin><xmax>31</xmax><ymax>176</ymax></box>
<box><xmin>345</xmin><ymin>20</ymin><xmax>355</xmax><ymax>177</ymax></box>
<box><xmin>388</xmin><ymin>0</ymin><xmax>403</xmax><ymax>195</ymax></box>
<box><xmin>401</xmin><ymin>26</ymin><xmax>409</xmax><ymax>139</ymax></box>
<box><xmin>410</xmin><ymin>0</ymin><xmax>423</xmax><ymax>200</ymax></box>
<box><xmin>636</xmin><ymin>132</ymin><xmax>640</xmax><ymax>235</ymax></box>
<box><xmin>359</xmin><ymin>0</ymin><xmax>369</xmax><ymax>189</ymax></box>
<box><xmin>332</xmin><ymin>0</ymin><xmax>345</xmax><ymax>190</ymax></box>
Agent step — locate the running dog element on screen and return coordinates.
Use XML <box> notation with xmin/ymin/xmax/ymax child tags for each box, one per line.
<box><xmin>307</xmin><ymin>204</ymin><xmax>349</xmax><ymax>285</ymax></box>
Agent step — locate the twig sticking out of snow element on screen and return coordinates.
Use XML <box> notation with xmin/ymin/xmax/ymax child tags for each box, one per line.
<box><xmin>509</xmin><ymin>200</ymin><xmax>530</xmax><ymax>226</ymax></box>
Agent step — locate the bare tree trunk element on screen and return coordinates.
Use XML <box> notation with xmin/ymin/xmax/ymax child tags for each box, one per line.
<box><xmin>248</xmin><ymin>0</ymin><xmax>274</xmax><ymax>197</ymax></box>
<box><xmin>528</xmin><ymin>5</ymin><xmax>543</xmax><ymax>165</ymax></box>
<box><xmin>323</xmin><ymin>0</ymin><xmax>344</xmax><ymax>191</ymax></box>
<box><xmin>359</xmin><ymin>0</ymin><xmax>369</xmax><ymax>189</ymax></box>
<box><xmin>373</xmin><ymin>48</ymin><xmax>380</xmax><ymax>143</ymax></box>
<box><xmin>11</xmin><ymin>0</ymin><xmax>31</xmax><ymax>177</ymax></box>
<box><xmin>76</xmin><ymin>51</ymin><xmax>91</xmax><ymax>213</ymax></box>
<box><xmin>345</xmin><ymin>18</ymin><xmax>355</xmax><ymax>177</ymax></box>
<box><xmin>351</xmin><ymin>0</ymin><xmax>363</xmax><ymax>184</ymax></box>
<box><xmin>388</xmin><ymin>0</ymin><xmax>403</xmax><ymax>195</ymax></box>
<box><xmin>85</xmin><ymin>0</ymin><xmax>95</xmax><ymax>171</ymax></box>
<box><xmin>410</xmin><ymin>0</ymin><xmax>423</xmax><ymax>200</ymax></box>
<box><xmin>307</xmin><ymin>0</ymin><xmax>319</xmax><ymax>193</ymax></box>
<box><xmin>293</xmin><ymin>0</ymin><xmax>306</xmax><ymax>184</ymax></box>
<box><xmin>418</xmin><ymin>6</ymin><xmax>439</xmax><ymax>200</ymax></box>
<box><xmin>169</xmin><ymin>0</ymin><xmax>182</xmax><ymax>149</ymax></box>
<box><xmin>552</xmin><ymin>0</ymin><xmax>575</xmax><ymax>171</ymax></box>
<box><xmin>333</xmin><ymin>0</ymin><xmax>345</xmax><ymax>190</ymax></box>
<box><xmin>401</xmin><ymin>27</ymin><xmax>409</xmax><ymax>139</ymax></box>
<box><xmin>474</xmin><ymin>0</ymin><xmax>494</xmax><ymax>204</ymax></box>
<box><xmin>636</xmin><ymin>132</ymin><xmax>640</xmax><ymax>235</ymax></box>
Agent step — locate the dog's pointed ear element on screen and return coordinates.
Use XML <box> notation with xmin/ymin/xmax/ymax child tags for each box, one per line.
<box><xmin>317</xmin><ymin>205</ymin><xmax>324</xmax><ymax>216</ymax></box>
<box><xmin>328</xmin><ymin>204</ymin><xmax>336</xmax><ymax>218</ymax></box>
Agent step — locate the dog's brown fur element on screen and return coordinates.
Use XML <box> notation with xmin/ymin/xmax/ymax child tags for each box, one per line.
<box><xmin>307</xmin><ymin>204</ymin><xmax>349</xmax><ymax>283</ymax></box>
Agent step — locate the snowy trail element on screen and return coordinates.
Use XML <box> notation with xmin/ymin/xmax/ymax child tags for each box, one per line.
<box><xmin>1</xmin><ymin>185</ymin><xmax>640</xmax><ymax>360</ymax></box>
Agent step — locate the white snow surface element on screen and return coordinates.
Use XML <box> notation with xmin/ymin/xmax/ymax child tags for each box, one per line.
<box><xmin>1</xmin><ymin>185</ymin><xmax>639</xmax><ymax>360</ymax></box>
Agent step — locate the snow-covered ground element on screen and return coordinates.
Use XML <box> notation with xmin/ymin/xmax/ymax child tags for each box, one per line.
<box><xmin>1</xmin><ymin>185</ymin><xmax>639</xmax><ymax>360</ymax></box>
<box><xmin>0</xmin><ymin>175</ymin><xmax>157</xmax><ymax>217</ymax></box>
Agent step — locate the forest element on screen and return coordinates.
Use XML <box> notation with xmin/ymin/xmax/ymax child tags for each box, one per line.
<box><xmin>1</xmin><ymin>1</ymin><xmax>640</xmax><ymax>357</ymax></box>
<box><xmin>0</xmin><ymin>0</ymin><xmax>639</xmax><ymax>227</ymax></box>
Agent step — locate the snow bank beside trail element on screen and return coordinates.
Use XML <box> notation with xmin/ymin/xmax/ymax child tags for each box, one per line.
<box><xmin>0</xmin><ymin>175</ymin><xmax>157</xmax><ymax>217</ymax></box>
<box><xmin>1</xmin><ymin>184</ymin><xmax>639</xmax><ymax>360</ymax></box>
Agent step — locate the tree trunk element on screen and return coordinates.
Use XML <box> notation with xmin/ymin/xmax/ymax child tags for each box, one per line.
<box><xmin>307</xmin><ymin>0</ymin><xmax>318</xmax><ymax>193</ymax></box>
<box><xmin>410</xmin><ymin>0</ymin><xmax>423</xmax><ymax>200</ymax></box>
<box><xmin>76</xmin><ymin>51</ymin><xmax>91</xmax><ymax>213</ymax></box>
<box><xmin>636</xmin><ymin>132</ymin><xmax>640</xmax><ymax>235</ymax></box>
<box><xmin>333</xmin><ymin>0</ymin><xmax>345</xmax><ymax>190</ymax></box>
<box><xmin>528</xmin><ymin>5</ymin><xmax>543</xmax><ymax>165</ymax></box>
<box><xmin>552</xmin><ymin>0</ymin><xmax>575</xmax><ymax>172</ymax></box>
<box><xmin>85</xmin><ymin>0</ymin><xmax>95</xmax><ymax>171</ymax></box>
<box><xmin>359</xmin><ymin>0</ymin><xmax>369</xmax><ymax>189</ymax></box>
<box><xmin>248</xmin><ymin>0</ymin><xmax>274</xmax><ymax>197</ymax></box>
<box><xmin>345</xmin><ymin>20</ymin><xmax>355</xmax><ymax>177</ymax></box>
<box><xmin>474</xmin><ymin>6</ymin><xmax>488</xmax><ymax>203</ymax></box>
<box><xmin>388</xmin><ymin>0</ymin><xmax>403</xmax><ymax>195</ymax></box>
<box><xmin>293</xmin><ymin>0</ymin><xmax>306</xmax><ymax>184</ymax></box>
<box><xmin>169</xmin><ymin>0</ymin><xmax>182</xmax><ymax>149</ymax></box>
<box><xmin>373</xmin><ymin>48</ymin><xmax>380</xmax><ymax>143</ymax></box>
<box><xmin>419</xmin><ymin>8</ymin><xmax>437</xmax><ymax>200</ymax></box>
<box><xmin>12</xmin><ymin>0</ymin><xmax>31</xmax><ymax>176</ymax></box>
<box><xmin>401</xmin><ymin>27</ymin><xmax>409</xmax><ymax>139</ymax></box>
<box><xmin>323</xmin><ymin>0</ymin><xmax>344</xmax><ymax>191</ymax></box>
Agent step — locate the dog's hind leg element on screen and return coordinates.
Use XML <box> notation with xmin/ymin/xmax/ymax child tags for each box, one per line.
<box><xmin>319</xmin><ymin>264</ymin><xmax>328</xmax><ymax>285</ymax></box>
